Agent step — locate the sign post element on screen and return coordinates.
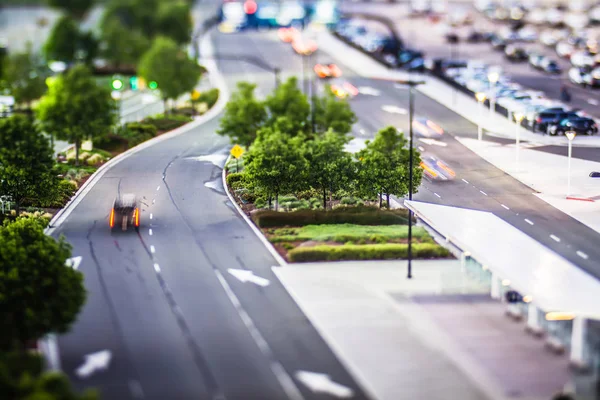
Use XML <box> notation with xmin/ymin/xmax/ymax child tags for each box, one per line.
<box><xmin>230</xmin><ymin>145</ymin><xmax>244</xmax><ymax>172</ymax></box>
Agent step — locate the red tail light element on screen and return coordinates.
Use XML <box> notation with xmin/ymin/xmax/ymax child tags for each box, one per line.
<box><xmin>536</xmin><ymin>117</ymin><xmax>542</xmax><ymax>123</ymax></box>
<box><xmin>109</xmin><ymin>208</ymin><xmax>115</xmax><ymax>228</ymax></box>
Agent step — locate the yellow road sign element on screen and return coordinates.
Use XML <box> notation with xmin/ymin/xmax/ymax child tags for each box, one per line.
<box><xmin>230</xmin><ymin>144</ymin><xmax>244</xmax><ymax>159</ymax></box>
<box><xmin>191</xmin><ymin>90</ymin><xmax>200</xmax><ymax>100</ymax></box>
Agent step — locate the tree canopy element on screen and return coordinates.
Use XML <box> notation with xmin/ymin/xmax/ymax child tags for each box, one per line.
<box><xmin>0</xmin><ymin>217</ymin><xmax>86</xmax><ymax>351</ymax></box>
<box><xmin>99</xmin><ymin>18</ymin><xmax>150</xmax><ymax>67</ymax></box>
<box><xmin>265</xmin><ymin>77</ymin><xmax>310</xmax><ymax>135</ymax></box>
<box><xmin>43</xmin><ymin>16</ymin><xmax>79</xmax><ymax>63</ymax></box>
<box><xmin>138</xmin><ymin>36</ymin><xmax>202</xmax><ymax>106</ymax></box>
<box><xmin>37</xmin><ymin>64</ymin><xmax>117</xmax><ymax>164</ymax></box>
<box><xmin>357</xmin><ymin>126</ymin><xmax>422</xmax><ymax>208</ymax></box>
<box><xmin>0</xmin><ymin>115</ymin><xmax>58</xmax><ymax>215</ymax></box>
<box><xmin>1</xmin><ymin>45</ymin><xmax>48</xmax><ymax>109</ymax></box>
<box><xmin>46</xmin><ymin>0</ymin><xmax>95</xmax><ymax>19</ymax></box>
<box><xmin>313</xmin><ymin>89</ymin><xmax>357</xmax><ymax>136</ymax></box>
<box><xmin>217</xmin><ymin>82</ymin><xmax>267</xmax><ymax>147</ymax></box>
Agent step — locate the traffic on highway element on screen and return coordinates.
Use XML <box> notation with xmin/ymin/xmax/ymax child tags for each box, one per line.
<box><xmin>2</xmin><ymin>0</ymin><xmax>600</xmax><ymax>399</ymax></box>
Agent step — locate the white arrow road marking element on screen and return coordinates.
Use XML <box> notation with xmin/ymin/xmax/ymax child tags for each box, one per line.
<box><xmin>381</xmin><ymin>105</ymin><xmax>407</xmax><ymax>114</ymax></box>
<box><xmin>227</xmin><ymin>269</ymin><xmax>271</xmax><ymax>287</ymax></box>
<box><xmin>588</xmin><ymin>98</ymin><xmax>599</xmax><ymax>106</ymax></box>
<box><xmin>357</xmin><ymin>86</ymin><xmax>381</xmax><ymax>96</ymax></box>
<box><xmin>75</xmin><ymin>350</ymin><xmax>112</xmax><ymax>379</ymax></box>
<box><xmin>419</xmin><ymin>138</ymin><xmax>447</xmax><ymax>147</ymax></box>
<box><xmin>295</xmin><ymin>371</ymin><xmax>354</xmax><ymax>398</ymax></box>
<box><xmin>65</xmin><ymin>256</ymin><xmax>82</xmax><ymax>270</ymax></box>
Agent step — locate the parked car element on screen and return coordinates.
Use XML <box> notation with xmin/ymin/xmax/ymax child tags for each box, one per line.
<box><xmin>569</xmin><ymin>67</ymin><xmax>600</xmax><ymax>87</ymax></box>
<box><xmin>529</xmin><ymin>53</ymin><xmax>545</xmax><ymax>69</ymax></box>
<box><xmin>541</xmin><ymin>59</ymin><xmax>562</xmax><ymax>74</ymax></box>
<box><xmin>556</xmin><ymin>41</ymin><xmax>575</xmax><ymax>58</ymax></box>
<box><xmin>547</xmin><ymin>116</ymin><xmax>598</xmax><ymax>136</ymax></box>
<box><xmin>491</xmin><ymin>35</ymin><xmax>509</xmax><ymax>51</ymax></box>
<box><xmin>445</xmin><ymin>32</ymin><xmax>459</xmax><ymax>43</ymax></box>
<box><xmin>531</xmin><ymin>109</ymin><xmax>575</xmax><ymax>132</ymax></box>
<box><xmin>505</xmin><ymin>45</ymin><xmax>528</xmax><ymax>62</ymax></box>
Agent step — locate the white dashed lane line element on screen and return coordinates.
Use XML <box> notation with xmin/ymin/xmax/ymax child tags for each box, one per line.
<box><xmin>525</xmin><ymin>219</ymin><xmax>534</xmax><ymax>225</ymax></box>
<box><xmin>156</xmin><ymin>186</ymin><xmax>160</xmax><ymax>191</ymax></box>
<box><xmin>153</xmin><ymin>263</ymin><xmax>161</xmax><ymax>273</ymax></box>
<box><xmin>149</xmin><ymin>229</ymin><xmax>153</xmax><ymax>236</ymax></box>
<box><xmin>150</xmin><ymin>213</ymin><xmax>153</xmax><ymax>220</ymax></box>
<box><xmin>462</xmin><ymin>179</ymin><xmax>469</xmax><ymax>184</ymax></box>
<box><xmin>152</xmin><ymin>199</ymin><xmax>156</xmax><ymax>204</ymax></box>
<box><xmin>550</xmin><ymin>234</ymin><xmax>561</xmax><ymax>243</ymax></box>
<box><xmin>150</xmin><ymin>245</ymin><xmax>156</xmax><ymax>254</ymax></box>
<box><xmin>501</xmin><ymin>204</ymin><xmax>510</xmax><ymax>210</ymax></box>
<box><xmin>577</xmin><ymin>251</ymin><xmax>589</xmax><ymax>260</ymax></box>
<box><xmin>434</xmin><ymin>193</ymin><xmax>441</xmax><ymax>198</ymax></box>
<box><xmin>480</xmin><ymin>190</ymin><xmax>488</xmax><ymax>196</ymax></box>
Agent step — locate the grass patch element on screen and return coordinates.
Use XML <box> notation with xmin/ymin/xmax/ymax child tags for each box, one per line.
<box><xmin>288</xmin><ymin>243</ymin><xmax>450</xmax><ymax>262</ymax></box>
<box><xmin>268</xmin><ymin>224</ymin><xmax>427</xmax><ymax>243</ymax></box>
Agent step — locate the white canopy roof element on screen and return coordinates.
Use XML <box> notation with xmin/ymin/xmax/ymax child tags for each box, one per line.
<box><xmin>406</xmin><ymin>200</ymin><xmax>600</xmax><ymax>320</ymax></box>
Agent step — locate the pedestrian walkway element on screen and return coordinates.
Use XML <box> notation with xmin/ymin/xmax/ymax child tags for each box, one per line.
<box><xmin>273</xmin><ymin>260</ymin><xmax>572</xmax><ymax>400</ymax></box>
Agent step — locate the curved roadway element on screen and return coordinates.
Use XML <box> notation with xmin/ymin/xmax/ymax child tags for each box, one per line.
<box><xmin>52</xmin><ymin>30</ymin><xmax>369</xmax><ymax>400</ymax></box>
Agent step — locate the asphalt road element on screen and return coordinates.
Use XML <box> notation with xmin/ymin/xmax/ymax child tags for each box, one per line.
<box><xmin>339</xmin><ymin>2</ymin><xmax>600</xmax><ymax>119</ymax></box>
<box><xmin>52</xmin><ymin>30</ymin><xmax>369</xmax><ymax>400</ymax></box>
<box><xmin>229</xmin><ymin>29</ymin><xmax>600</xmax><ymax>279</ymax></box>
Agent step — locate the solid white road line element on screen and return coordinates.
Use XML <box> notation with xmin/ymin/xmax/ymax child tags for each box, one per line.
<box><xmin>525</xmin><ymin>219</ymin><xmax>534</xmax><ymax>225</ymax></box>
<box><xmin>152</xmin><ymin>199</ymin><xmax>155</xmax><ymax>204</ymax></box>
<box><xmin>480</xmin><ymin>190</ymin><xmax>488</xmax><ymax>196</ymax></box>
<box><xmin>156</xmin><ymin>186</ymin><xmax>160</xmax><ymax>191</ymax></box>
<box><xmin>501</xmin><ymin>204</ymin><xmax>510</xmax><ymax>210</ymax></box>
<box><xmin>577</xmin><ymin>251</ymin><xmax>589</xmax><ymax>260</ymax></box>
<box><xmin>150</xmin><ymin>213</ymin><xmax>153</xmax><ymax>220</ymax></box>
<box><xmin>550</xmin><ymin>234</ymin><xmax>561</xmax><ymax>242</ymax></box>
<box><xmin>214</xmin><ymin>270</ymin><xmax>304</xmax><ymax>400</ymax></box>
<box><xmin>153</xmin><ymin>263</ymin><xmax>161</xmax><ymax>272</ymax></box>
<box><xmin>462</xmin><ymin>179</ymin><xmax>469</xmax><ymax>184</ymax></box>
<box><xmin>150</xmin><ymin>245</ymin><xmax>156</xmax><ymax>254</ymax></box>
<box><xmin>149</xmin><ymin>229</ymin><xmax>153</xmax><ymax>236</ymax></box>
<box><xmin>434</xmin><ymin>193</ymin><xmax>441</xmax><ymax>198</ymax></box>
<box><xmin>588</xmin><ymin>98</ymin><xmax>599</xmax><ymax>106</ymax></box>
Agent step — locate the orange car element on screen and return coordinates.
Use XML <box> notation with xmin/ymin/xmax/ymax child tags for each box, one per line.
<box><xmin>314</xmin><ymin>63</ymin><xmax>342</xmax><ymax>78</ymax></box>
<box><xmin>292</xmin><ymin>38</ymin><xmax>318</xmax><ymax>55</ymax></box>
<box><xmin>330</xmin><ymin>81</ymin><xmax>358</xmax><ymax>99</ymax></box>
<box><xmin>278</xmin><ymin>27</ymin><xmax>300</xmax><ymax>43</ymax></box>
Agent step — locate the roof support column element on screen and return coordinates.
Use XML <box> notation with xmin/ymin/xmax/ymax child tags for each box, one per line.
<box><xmin>526</xmin><ymin>303</ymin><xmax>544</xmax><ymax>336</ymax></box>
<box><xmin>490</xmin><ymin>271</ymin><xmax>501</xmax><ymax>300</ymax></box>
<box><xmin>570</xmin><ymin>317</ymin><xmax>588</xmax><ymax>369</ymax></box>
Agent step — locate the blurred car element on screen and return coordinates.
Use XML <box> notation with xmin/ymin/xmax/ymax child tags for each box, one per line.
<box><xmin>330</xmin><ymin>81</ymin><xmax>358</xmax><ymax>99</ymax></box>
<box><xmin>292</xmin><ymin>38</ymin><xmax>317</xmax><ymax>55</ymax></box>
<box><xmin>466</xmin><ymin>30</ymin><xmax>486</xmax><ymax>43</ymax></box>
<box><xmin>398</xmin><ymin>49</ymin><xmax>424</xmax><ymax>66</ymax></box>
<box><xmin>278</xmin><ymin>27</ymin><xmax>300</xmax><ymax>43</ymax></box>
<box><xmin>541</xmin><ymin>58</ymin><xmax>562</xmax><ymax>74</ymax></box>
<box><xmin>445</xmin><ymin>32</ymin><xmax>459</xmax><ymax>44</ymax></box>
<box><xmin>547</xmin><ymin>116</ymin><xmax>598</xmax><ymax>136</ymax></box>
<box><xmin>420</xmin><ymin>154</ymin><xmax>456</xmax><ymax>181</ymax></box>
<box><xmin>314</xmin><ymin>63</ymin><xmax>342</xmax><ymax>79</ymax></box>
<box><xmin>531</xmin><ymin>108</ymin><xmax>575</xmax><ymax>132</ymax></box>
<box><xmin>504</xmin><ymin>45</ymin><xmax>528</xmax><ymax>62</ymax></box>
<box><xmin>412</xmin><ymin>118</ymin><xmax>444</xmax><ymax>137</ymax></box>
<box><xmin>528</xmin><ymin>53</ymin><xmax>545</xmax><ymax>69</ymax></box>
<box><xmin>569</xmin><ymin>67</ymin><xmax>600</xmax><ymax>87</ymax></box>
<box><xmin>110</xmin><ymin>193</ymin><xmax>140</xmax><ymax>231</ymax></box>
<box><xmin>491</xmin><ymin>35</ymin><xmax>509</xmax><ymax>51</ymax></box>
<box><xmin>556</xmin><ymin>41</ymin><xmax>575</xmax><ymax>58</ymax></box>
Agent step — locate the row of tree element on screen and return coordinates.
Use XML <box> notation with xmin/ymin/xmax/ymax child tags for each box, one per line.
<box><xmin>219</xmin><ymin>78</ymin><xmax>422</xmax><ymax>209</ymax></box>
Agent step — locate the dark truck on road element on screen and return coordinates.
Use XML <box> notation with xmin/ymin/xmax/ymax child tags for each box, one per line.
<box><xmin>110</xmin><ymin>193</ymin><xmax>140</xmax><ymax>231</ymax></box>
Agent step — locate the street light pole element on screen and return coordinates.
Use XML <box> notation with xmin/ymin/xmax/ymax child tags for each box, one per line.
<box><xmin>488</xmin><ymin>71</ymin><xmax>499</xmax><ymax>118</ymax></box>
<box><xmin>475</xmin><ymin>92</ymin><xmax>487</xmax><ymax>141</ymax></box>
<box><xmin>566</xmin><ymin>130</ymin><xmax>576</xmax><ymax>196</ymax></box>
<box><xmin>514</xmin><ymin>113</ymin><xmax>524</xmax><ymax>169</ymax></box>
<box><xmin>407</xmin><ymin>84</ymin><xmax>415</xmax><ymax>279</ymax></box>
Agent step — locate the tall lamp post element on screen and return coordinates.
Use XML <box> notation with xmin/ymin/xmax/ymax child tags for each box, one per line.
<box><xmin>475</xmin><ymin>92</ymin><xmax>487</xmax><ymax>141</ymax></box>
<box><xmin>514</xmin><ymin>112</ymin><xmax>524</xmax><ymax>169</ymax></box>
<box><xmin>488</xmin><ymin>70</ymin><xmax>500</xmax><ymax>117</ymax></box>
<box><xmin>566</xmin><ymin>130</ymin><xmax>576</xmax><ymax>196</ymax></box>
<box><xmin>393</xmin><ymin>79</ymin><xmax>426</xmax><ymax>279</ymax></box>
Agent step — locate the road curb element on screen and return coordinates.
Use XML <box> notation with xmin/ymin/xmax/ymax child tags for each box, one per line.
<box><xmin>40</xmin><ymin>27</ymin><xmax>229</xmax><ymax>371</ymax></box>
<box><xmin>221</xmin><ymin>158</ymin><xmax>287</xmax><ymax>266</ymax></box>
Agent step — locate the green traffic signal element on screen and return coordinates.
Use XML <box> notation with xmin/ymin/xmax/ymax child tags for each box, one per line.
<box><xmin>148</xmin><ymin>81</ymin><xmax>158</xmax><ymax>90</ymax></box>
<box><xmin>130</xmin><ymin>76</ymin><xmax>138</xmax><ymax>91</ymax></box>
<box><xmin>111</xmin><ymin>79</ymin><xmax>124</xmax><ymax>90</ymax></box>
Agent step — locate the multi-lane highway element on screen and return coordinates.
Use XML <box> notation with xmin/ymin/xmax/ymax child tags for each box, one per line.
<box><xmin>51</xmin><ymin>31</ymin><xmax>369</xmax><ymax>400</ymax></box>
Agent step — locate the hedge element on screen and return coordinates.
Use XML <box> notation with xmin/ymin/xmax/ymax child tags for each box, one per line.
<box><xmin>253</xmin><ymin>206</ymin><xmax>411</xmax><ymax>228</ymax></box>
<box><xmin>288</xmin><ymin>243</ymin><xmax>450</xmax><ymax>262</ymax></box>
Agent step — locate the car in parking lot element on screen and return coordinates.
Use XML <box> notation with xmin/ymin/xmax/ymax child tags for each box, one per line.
<box><xmin>547</xmin><ymin>116</ymin><xmax>598</xmax><ymax>136</ymax></box>
<box><xmin>541</xmin><ymin>59</ymin><xmax>561</xmax><ymax>74</ymax></box>
<box><xmin>532</xmin><ymin>109</ymin><xmax>577</xmax><ymax>132</ymax></box>
<box><xmin>505</xmin><ymin>45</ymin><xmax>528</xmax><ymax>62</ymax></box>
<box><xmin>569</xmin><ymin>67</ymin><xmax>600</xmax><ymax>87</ymax></box>
<box><xmin>529</xmin><ymin>53</ymin><xmax>545</xmax><ymax>69</ymax></box>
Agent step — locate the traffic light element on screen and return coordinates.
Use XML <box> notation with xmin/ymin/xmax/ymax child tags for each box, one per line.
<box><xmin>129</xmin><ymin>76</ymin><xmax>138</xmax><ymax>91</ymax></box>
<box><xmin>148</xmin><ymin>81</ymin><xmax>158</xmax><ymax>90</ymax></box>
<box><xmin>111</xmin><ymin>78</ymin><xmax>124</xmax><ymax>90</ymax></box>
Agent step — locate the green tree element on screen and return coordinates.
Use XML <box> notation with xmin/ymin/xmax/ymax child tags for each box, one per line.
<box><xmin>0</xmin><ymin>351</ymin><xmax>97</xmax><ymax>399</ymax></box>
<box><xmin>43</xmin><ymin>16</ymin><xmax>79</xmax><ymax>63</ymax></box>
<box><xmin>138</xmin><ymin>36</ymin><xmax>203</xmax><ymax>111</ymax></box>
<box><xmin>217</xmin><ymin>82</ymin><xmax>266</xmax><ymax>147</ymax></box>
<box><xmin>313</xmin><ymin>89</ymin><xmax>357</xmax><ymax>135</ymax></box>
<box><xmin>357</xmin><ymin>126</ymin><xmax>422</xmax><ymax>208</ymax></box>
<box><xmin>99</xmin><ymin>18</ymin><xmax>150</xmax><ymax>67</ymax></box>
<box><xmin>157</xmin><ymin>1</ymin><xmax>193</xmax><ymax>45</ymax></box>
<box><xmin>304</xmin><ymin>130</ymin><xmax>355</xmax><ymax>209</ymax></box>
<box><xmin>244</xmin><ymin>127</ymin><xmax>308</xmax><ymax>210</ymax></box>
<box><xmin>265</xmin><ymin>77</ymin><xmax>310</xmax><ymax>135</ymax></box>
<box><xmin>0</xmin><ymin>115</ymin><xmax>58</xmax><ymax>215</ymax></box>
<box><xmin>46</xmin><ymin>0</ymin><xmax>95</xmax><ymax>20</ymax></box>
<box><xmin>2</xmin><ymin>45</ymin><xmax>48</xmax><ymax>111</ymax></box>
<box><xmin>0</xmin><ymin>217</ymin><xmax>86</xmax><ymax>351</ymax></box>
<box><xmin>37</xmin><ymin>64</ymin><xmax>117</xmax><ymax>165</ymax></box>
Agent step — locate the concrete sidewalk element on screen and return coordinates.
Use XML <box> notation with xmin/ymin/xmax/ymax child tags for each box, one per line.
<box><xmin>273</xmin><ymin>260</ymin><xmax>572</xmax><ymax>400</ymax></box>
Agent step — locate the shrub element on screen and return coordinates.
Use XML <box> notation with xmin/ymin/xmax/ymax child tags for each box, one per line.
<box><xmin>297</xmin><ymin>188</ymin><xmax>320</xmax><ymax>200</ymax></box>
<box><xmin>87</xmin><ymin>153</ymin><xmax>105</xmax><ymax>166</ymax></box>
<box><xmin>226</xmin><ymin>172</ymin><xmax>245</xmax><ymax>187</ymax></box>
<box><xmin>278</xmin><ymin>195</ymin><xmax>297</xmax><ymax>203</ymax></box>
<box><xmin>288</xmin><ymin>243</ymin><xmax>450</xmax><ymax>262</ymax></box>
<box><xmin>41</xmin><ymin>179</ymin><xmax>78</xmax><ymax>208</ymax></box>
<box><xmin>281</xmin><ymin>243</ymin><xmax>294</xmax><ymax>251</ymax></box>
<box><xmin>253</xmin><ymin>207</ymin><xmax>411</xmax><ymax>228</ymax></box>
<box><xmin>142</xmin><ymin>114</ymin><xmax>191</xmax><ymax>132</ymax></box>
<box><xmin>255</xmin><ymin>198</ymin><xmax>267</xmax><ymax>208</ymax></box>
<box><xmin>94</xmin><ymin>133</ymin><xmax>128</xmax><ymax>152</ymax></box>
<box><xmin>197</xmin><ymin>88</ymin><xmax>219</xmax><ymax>109</ymax></box>
<box><xmin>341</xmin><ymin>197</ymin><xmax>359</xmax><ymax>205</ymax></box>
<box><xmin>79</xmin><ymin>152</ymin><xmax>91</xmax><ymax>161</ymax></box>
